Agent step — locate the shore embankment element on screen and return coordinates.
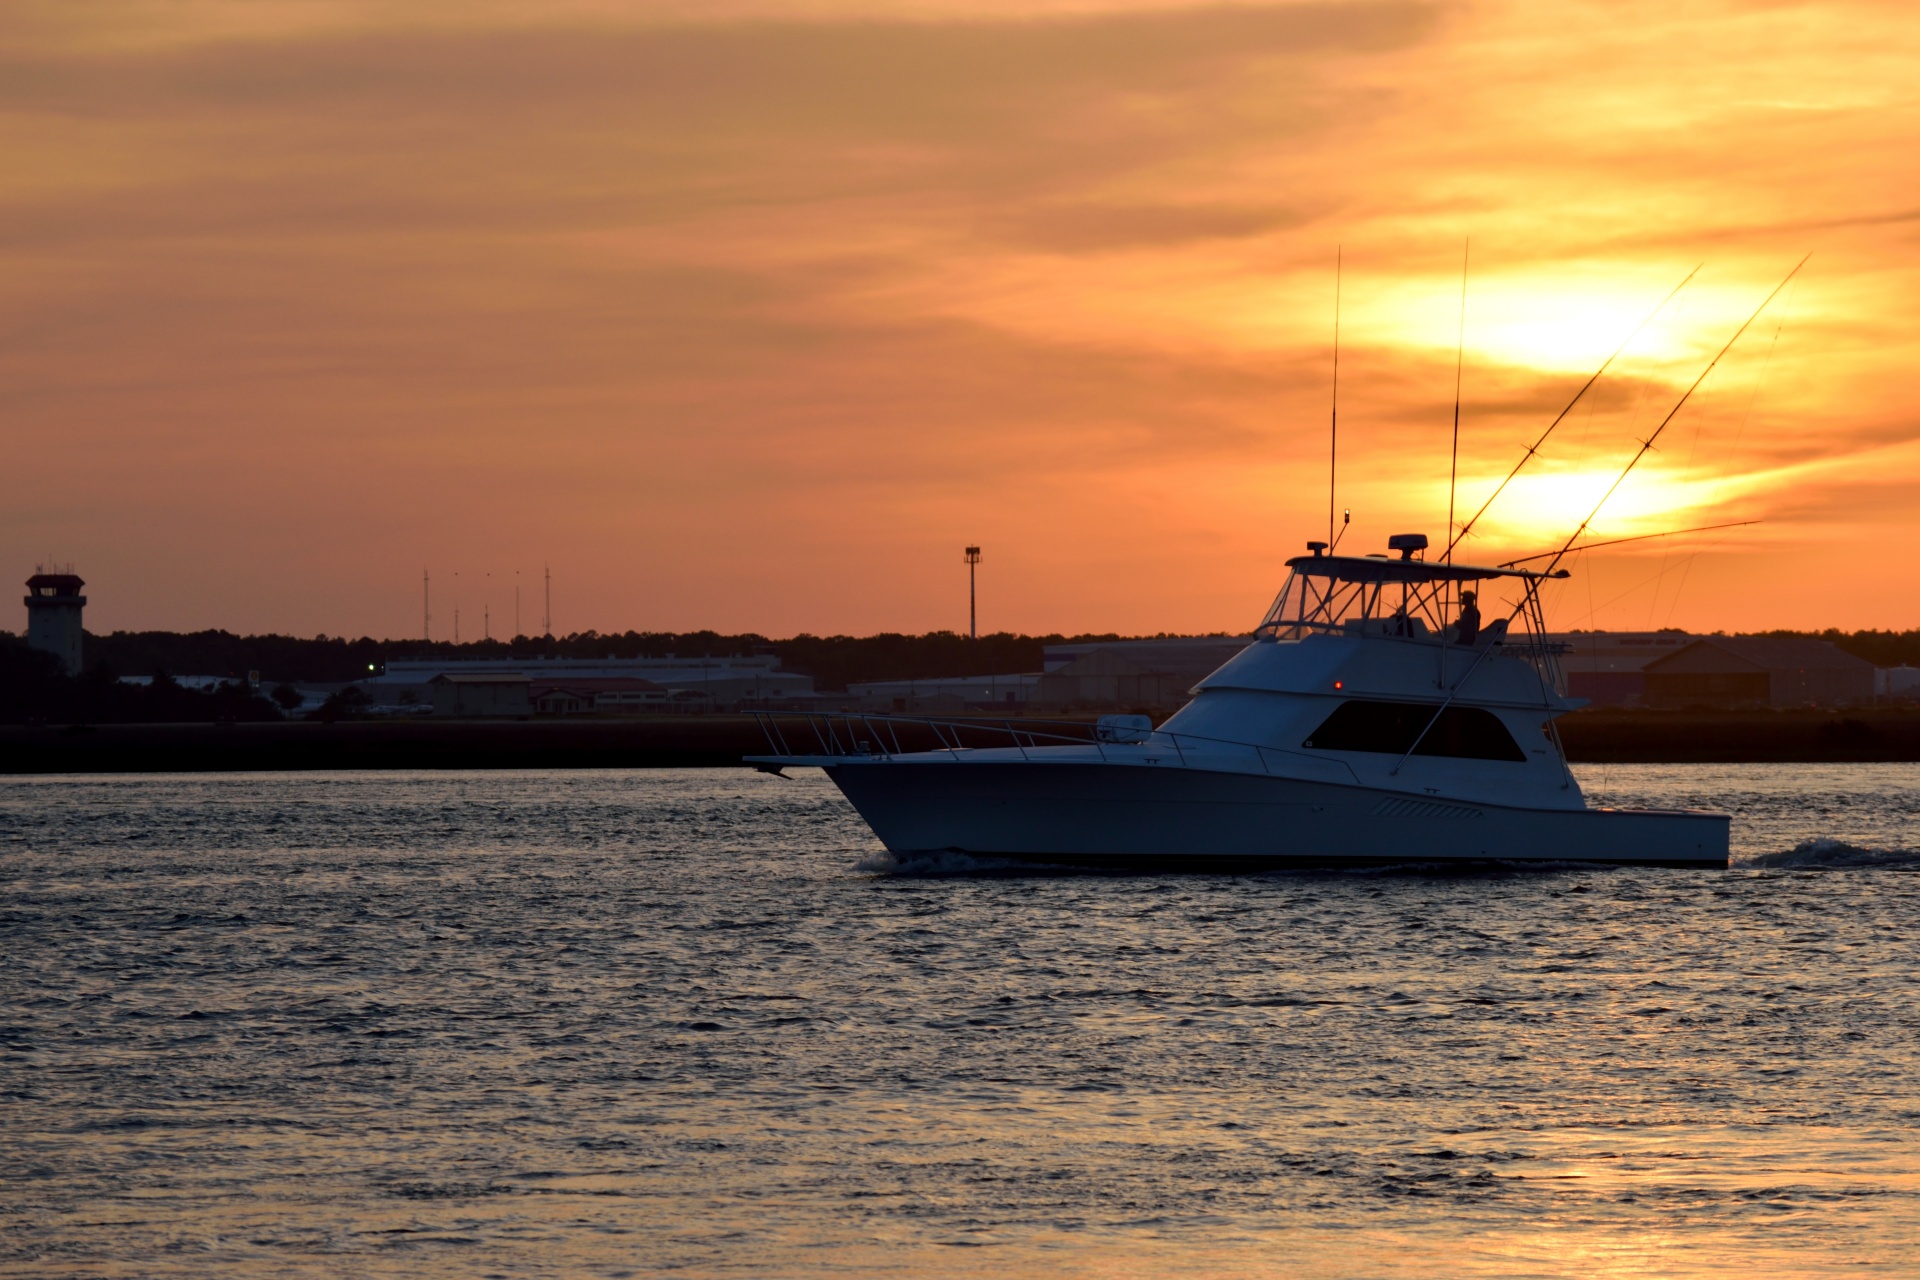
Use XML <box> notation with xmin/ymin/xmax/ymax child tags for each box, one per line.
<box><xmin>6</xmin><ymin>708</ymin><xmax>1920</xmax><ymax>772</ymax></box>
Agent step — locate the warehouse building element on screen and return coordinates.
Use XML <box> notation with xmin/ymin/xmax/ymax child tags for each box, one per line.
<box><xmin>1641</xmin><ymin>636</ymin><xmax>1875</xmax><ymax>708</ymax></box>
<box><xmin>528</xmin><ymin>677</ymin><xmax>679</xmax><ymax>715</ymax></box>
<box><xmin>1031</xmin><ymin>637</ymin><xmax>1250</xmax><ymax>713</ymax></box>
<box><xmin>846</xmin><ymin>673</ymin><xmax>1040</xmax><ymax>714</ymax></box>
<box><xmin>429</xmin><ymin>673</ymin><xmax>532</xmax><ymax>718</ymax></box>
<box><xmin>374</xmin><ymin>654</ymin><xmax>813</xmax><ymax>712</ymax></box>
<box><xmin>1548</xmin><ymin>631</ymin><xmax>1694</xmax><ymax>706</ymax></box>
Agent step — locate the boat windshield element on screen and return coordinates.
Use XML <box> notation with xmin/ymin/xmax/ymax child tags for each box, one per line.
<box><xmin>1254</xmin><ymin>552</ymin><xmax>1556</xmax><ymax>645</ymax></box>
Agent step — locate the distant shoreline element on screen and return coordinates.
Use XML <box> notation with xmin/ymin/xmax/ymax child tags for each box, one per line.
<box><xmin>7</xmin><ymin>708</ymin><xmax>1920</xmax><ymax>773</ymax></box>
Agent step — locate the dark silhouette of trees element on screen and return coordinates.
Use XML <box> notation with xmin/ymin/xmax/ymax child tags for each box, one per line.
<box><xmin>313</xmin><ymin>686</ymin><xmax>371</xmax><ymax>723</ymax></box>
<box><xmin>0</xmin><ymin>637</ymin><xmax>282</xmax><ymax>724</ymax></box>
<box><xmin>74</xmin><ymin>627</ymin><xmax>1178</xmax><ymax>691</ymax></box>
<box><xmin>45</xmin><ymin>623</ymin><xmax>1920</xmax><ymax>712</ymax></box>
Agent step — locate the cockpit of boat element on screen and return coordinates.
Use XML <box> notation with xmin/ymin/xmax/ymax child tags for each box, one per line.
<box><xmin>1254</xmin><ymin>531</ymin><xmax>1567</xmax><ymax>649</ymax></box>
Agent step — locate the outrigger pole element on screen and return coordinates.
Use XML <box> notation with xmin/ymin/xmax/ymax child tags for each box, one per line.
<box><xmin>1358</xmin><ymin>260</ymin><xmax>1794</xmax><ymax>783</ymax></box>
<box><xmin>1446</xmin><ymin>238</ymin><xmax>1469</xmax><ymax>566</ymax></box>
<box><xmin>1403</xmin><ymin>262</ymin><xmax>1802</xmax><ymax>783</ymax></box>
<box><xmin>1498</xmin><ymin>519</ymin><xmax>1761</xmax><ymax>567</ymax></box>
<box><xmin>1491</xmin><ymin>244</ymin><xmax>1797</xmax><ymax>784</ymax></box>
<box><xmin>1328</xmin><ymin>246</ymin><xmax>1343</xmax><ymax>547</ymax></box>
<box><xmin>1534</xmin><ymin>254</ymin><xmax>1809</xmax><ymax>583</ymax></box>
<box><xmin>1443</xmin><ymin>263</ymin><xmax>1702</xmax><ymax>559</ymax></box>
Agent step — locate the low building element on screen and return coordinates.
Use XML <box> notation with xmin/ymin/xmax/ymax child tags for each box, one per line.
<box><xmin>1548</xmin><ymin>631</ymin><xmax>1693</xmax><ymax>706</ymax></box>
<box><xmin>847</xmin><ymin>673</ymin><xmax>1040</xmax><ymax>713</ymax></box>
<box><xmin>1039</xmin><ymin>636</ymin><xmax>1251</xmax><ymax>675</ymax></box>
<box><xmin>1032</xmin><ymin>637</ymin><xmax>1250</xmax><ymax>712</ymax></box>
<box><xmin>1878</xmin><ymin>666</ymin><xmax>1920</xmax><ymax>701</ymax></box>
<box><xmin>530</xmin><ymin>677</ymin><xmax>671</xmax><ymax>715</ymax></box>
<box><xmin>1642</xmin><ymin>637</ymin><xmax>1875</xmax><ymax>709</ymax></box>
<box><xmin>117</xmin><ymin>674</ymin><xmax>248</xmax><ymax>692</ymax></box>
<box><xmin>377</xmin><ymin>655</ymin><xmax>811</xmax><ymax>712</ymax></box>
<box><xmin>429</xmin><ymin>672</ymin><xmax>532</xmax><ymax>718</ymax></box>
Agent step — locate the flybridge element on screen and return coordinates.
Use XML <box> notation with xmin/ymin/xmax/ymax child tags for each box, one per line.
<box><xmin>1288</xmin><ymin>530</ymin><xmax>1564</xmax><ymax>585</ymax></box>
<box><xmin>1283</xmin><ymin>551</ymin><xmax>1561</xmax><ymax>584</ymax></box>
<box><xmin>1257</xmin><ymin>532</ymin><xmax>1567</xmax><ymax>696</ymax></box>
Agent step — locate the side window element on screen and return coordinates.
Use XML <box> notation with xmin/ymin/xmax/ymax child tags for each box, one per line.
<box><xmin>1303</xmin><ymin>700</ymin><xmax>1526</xmax><ymax>762</ymax></box>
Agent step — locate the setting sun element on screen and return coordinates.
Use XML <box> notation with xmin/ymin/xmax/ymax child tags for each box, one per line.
<box><xmin>1</xmin><ymin>0</ymin><xmax>1916</xmax><ymax>638</ymax></box>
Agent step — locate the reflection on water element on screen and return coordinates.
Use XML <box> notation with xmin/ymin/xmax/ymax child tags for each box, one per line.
<box><xmin>2</xmin><ymin>764</ymin><xmax>1918</xmax><ymax>1277</ymax></box>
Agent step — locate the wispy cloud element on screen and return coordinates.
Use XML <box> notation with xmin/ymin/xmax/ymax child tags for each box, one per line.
<box><xmin>1</xmin><ymin>0</ymin><xmax>1914</xmax><ymax>635</ymax></box>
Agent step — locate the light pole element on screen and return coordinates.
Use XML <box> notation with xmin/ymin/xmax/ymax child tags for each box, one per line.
<box><xmin>964</xmin><ymin>546</ymin><xmax>981</xmax><ymax>640</ymax></box>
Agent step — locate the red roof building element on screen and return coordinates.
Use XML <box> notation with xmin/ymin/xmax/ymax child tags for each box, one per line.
<box><xmin>529</xmin><ymin>677</ymin><xmax>671</xmax><ymax>716</ymax></box>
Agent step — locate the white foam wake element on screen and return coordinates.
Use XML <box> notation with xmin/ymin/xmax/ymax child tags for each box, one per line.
<box><xmin>1736</xmin><ymin>838</ymin><xmax>1920</xmax><ymax>869</ymax></box>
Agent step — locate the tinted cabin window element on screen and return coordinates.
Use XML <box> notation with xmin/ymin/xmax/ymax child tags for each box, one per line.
<box><xmin>1303</xmin><ymin>700</ymin><xmax>1526</xmax><ymax>762</ymax></box>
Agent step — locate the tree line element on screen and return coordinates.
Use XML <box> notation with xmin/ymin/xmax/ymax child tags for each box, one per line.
<box><xmin>65</xmin><ymin>627</ymin><xmax>1168</xmax><ymax>691</ymax></box>
<box><xmin>0</xmin><ymin>642</ymin><xmax>282</xmax><ymax>724</ymax></box>
<box><xmin>0</xmin><ymin>627</ymin><xmax>1163</xmax><ymax>722</ymax></box>
<box><xmin>8</xmin><ymin>625</ymin><xmax>1920</xmax><ymax>725</ymax></box>
<box><xmin>69</xmin><ymin>625</ymin><xmax>1920</xmax><ymax>689</ymax></box>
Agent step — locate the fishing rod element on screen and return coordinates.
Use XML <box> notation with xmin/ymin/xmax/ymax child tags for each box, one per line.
<box><xmin>1444</xmin><ymin>263</ymin><xmax>1702</xmax><ymax>559</ymax></box>
<box><xmin>1446</xmin><ymin>238</ymin><xmax>1468</xmax><ymax>567</ymax></box>
<box><xmin>1498</xmin><ymin>519</ymin><xmax>1760</xmax><ymax>567</ymax></box>
<box><xmin>1533</xmin><ymin>254</ymin><xmax>1809</xmax><ymax>583</ymax></box>
<box><xmin>1327</xmin><ymin>246</ymin><xmax>1342</xmax><ymax>547</ymax></box>
<box><xmin>1411</xmin><ymin>251</ymin><xmax>1780</xmax><ymax>781</ymax></box>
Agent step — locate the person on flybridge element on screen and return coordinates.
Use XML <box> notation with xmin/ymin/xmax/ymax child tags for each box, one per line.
<box><xmin>1453</xmin><ymin>590</ymin><xmax>1481</xmax><ymax>646</ymax></box>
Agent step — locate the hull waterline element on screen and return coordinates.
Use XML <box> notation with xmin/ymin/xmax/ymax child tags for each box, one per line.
<box><xmin>823</xmin><ymin>760</ymin><xmax>1730</xmax><ymax>869</ymax></box>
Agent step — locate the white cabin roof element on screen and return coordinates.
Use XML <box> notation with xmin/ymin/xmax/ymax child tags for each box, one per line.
<box><xmin>1284</xmin><ymin>552</ymin><xmax>1561</xmax><ymax>585</ymax></box>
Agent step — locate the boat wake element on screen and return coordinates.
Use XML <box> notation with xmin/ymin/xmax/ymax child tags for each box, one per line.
<box><xmin>1736</xmin><ymin>838</ymin><xmax>1920</xmax><ymax>870</ymax></box>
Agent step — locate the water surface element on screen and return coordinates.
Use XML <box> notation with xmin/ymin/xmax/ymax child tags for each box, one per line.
<box><xmin>3</xmin><ymin>765</ymin><xmax>1918</xmax><ymax>1277</ymax></box>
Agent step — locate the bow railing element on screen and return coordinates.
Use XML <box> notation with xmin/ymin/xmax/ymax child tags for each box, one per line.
<box><xmin>749</xmin><ymin>711</ymin><xmax>1361</xmax><ymax>784</ymax></box>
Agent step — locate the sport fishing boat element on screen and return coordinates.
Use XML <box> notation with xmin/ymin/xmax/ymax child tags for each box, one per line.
<box><xmin>746</xmin><ymin>257</ymin><xmax>1813</xmax><ymax>869</ymax></box>
<box><xmin>748</xmin><ymin>533</ymin><xmax>1730</xmax><ymax>868</ymax></box>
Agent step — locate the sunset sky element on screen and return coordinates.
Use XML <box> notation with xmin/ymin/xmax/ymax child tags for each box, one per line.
<box><xmin>4</xmin><ymin>0</ymin><xmax>1917</xmax><ymax>639</ymax></box>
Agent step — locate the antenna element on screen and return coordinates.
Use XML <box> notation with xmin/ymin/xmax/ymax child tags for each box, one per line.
<box><xmin>1446</xmin><ymin>238</ymin><xmax>1468</xmax><ymax>565</ymax></box>
<box><xmin>1445</xmin><ymin>263</ymin><xmax>1702</xmax><ymax>558</ymax></box>
<box><xmin>423</xmin><ymin>568</ymin><xmax>431</xmax><ymax>642</ymax></box>
<box><xmin>544</xmin><ymin>565</ymin><xmax>551</xmax><ymax>636</ymax></box>
<box><xmin>1538</xmin><ymin>255</ymin><xmax>1809</xmax><ymax>581</ymax></box>
<box><xmin>1328</xmin><ymin>245</ymin><xmax>1342</xmax><ymax>547</ymax></box>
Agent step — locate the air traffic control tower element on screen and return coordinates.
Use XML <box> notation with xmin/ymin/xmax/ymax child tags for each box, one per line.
<box><xmin>25</xmin><ymin>569</ymin><xmax>86</xmax><ymax>675</ymax></box>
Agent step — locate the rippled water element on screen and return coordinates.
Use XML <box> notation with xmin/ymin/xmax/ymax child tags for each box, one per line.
<box><xmin>4</xmin><ymin>764</ymin><xmax>1919</xmax><ymax>1278</ymax></box>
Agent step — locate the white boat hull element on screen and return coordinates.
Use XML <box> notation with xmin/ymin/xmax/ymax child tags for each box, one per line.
<box><xmin>821</xmin><ymin>760</ymin><xmax>1729</xmax><ymax>869</ymax></box>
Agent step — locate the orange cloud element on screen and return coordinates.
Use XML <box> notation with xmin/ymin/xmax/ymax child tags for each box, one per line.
<box><xmin>1</xmin><ymin>1</ymin><xmax>1916</xmax><ymax>638</ymax></box>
